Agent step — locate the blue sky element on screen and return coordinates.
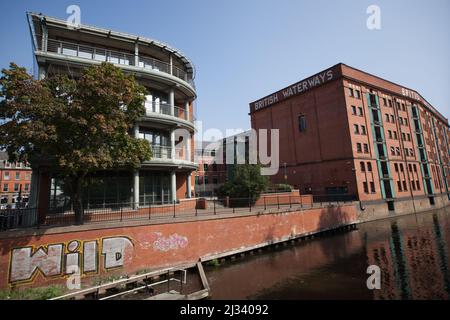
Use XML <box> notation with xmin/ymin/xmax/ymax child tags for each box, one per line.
<box><xmin>1</xmin><ymin>0</ymin><xmax>449</xmax><ymax>134</ymax></box>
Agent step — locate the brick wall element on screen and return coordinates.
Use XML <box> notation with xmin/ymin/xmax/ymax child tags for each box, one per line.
<box><xmin>0</xmin><ymin>204</ymin><xmax>357</xmax><ymax>290</ymax></box>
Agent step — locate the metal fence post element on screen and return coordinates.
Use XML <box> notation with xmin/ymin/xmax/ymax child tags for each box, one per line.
<box><xmin>213</xmin><ymin>199</ymin><xmax>216</xmax><ymax>215</ymax></box>
<box><xmin>289</xmin><ymin>195</ymin><xmax>292</xmax><ymax>209</ymax></box>
<box><xmin>149</xmin><ymin>204</ymin><xmax>151</xmax><ymax>220</ymax></box>
<box><xmin>173</xmin><ymin>201</ymin><xmax>176</xmax><ymax>218</ymax></box>
<box><xmin>195</xmin><ymin>200</ymin><xmax>198</xmax><ymax>216</ymax></box>
<box><xmin>264</xmin><ymin>197</ymin><xmax>266</xmax><ymax>210</ymax></box>
<box><xmin>120</xmin><ymin>206</ymin><xmax>123</xmax><ymax>222</ymax></box>
<box><xmin>277</xmin><ymin>195</ymin><xmax>280</xmax><ymax>210</ymax></box>
<box><xmin>36</xmin><ymin>208</ymin><xmax>41</xmax><ymax>229</ymax></box>
<box><xmin>249</xmin><ymin>197</ymin><xmax>252</xmax><ymax>212</ymax></box>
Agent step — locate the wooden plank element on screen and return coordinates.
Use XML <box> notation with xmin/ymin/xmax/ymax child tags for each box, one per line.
<box><xmin>146</xmin><ymin>290</ymin><xmax>185</xmax><ymax>300</ymax></box>
<box><xmin>197</xmin><ymin>261</ymin><xmax>210</xmax><ymax>291</ymax></box>
<box><xmin>186</xmin><ymin>289</ymin><xmax>209</xmax><ymax>300</ymax></box>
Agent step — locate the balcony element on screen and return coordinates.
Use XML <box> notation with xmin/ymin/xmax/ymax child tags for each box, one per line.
<box><xmin>144</xmin><ymin>145</ymin><xmax>197</xmax><ymax>170</ymax></box>
<box><xmin>45</xmin><ymin>39</ymin><xmax>194</xmax><ymax>88</ymax></box>
<box><xmin>142</xmin><ymin>101</ymin><xmax>195</xmax><ymax>130</ymax></box>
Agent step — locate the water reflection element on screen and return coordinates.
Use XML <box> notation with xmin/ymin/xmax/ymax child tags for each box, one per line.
<box><xmin>206</xmin><ymin>208</ymin><xmax>450</xmax><ymax>300</ymax></box>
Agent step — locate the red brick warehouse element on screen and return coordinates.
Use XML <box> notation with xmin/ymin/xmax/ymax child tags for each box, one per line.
<box><xmin>250</xmin><ymin>63</ymin><xmax>450</xmax><ymax>212</ymax></box>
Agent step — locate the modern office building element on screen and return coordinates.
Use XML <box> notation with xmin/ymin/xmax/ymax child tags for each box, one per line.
<box><xmin>194</xmin><ymin>131</ymin><xmax>252</xmax><ymax>196</ymax></box>
<box><xmin>26</xmin><ymin>12</ymin><xmax>197</xmax><ymax>211</ymax></box>
<box><xmin>0</xmin><ymin>152</ymin><xmax>32</xmax><ymax>208</ymax></box>
<box><xmin>250</xmin><ymin>63</ymin><xmax>450</xmax><ymax>213</ymax></box>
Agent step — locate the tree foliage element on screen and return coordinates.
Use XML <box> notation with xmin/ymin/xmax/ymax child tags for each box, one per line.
<box><xmin>218</xmin><ymin>164</ymin><xmax>269</xmax><ymax>203</ymax></box>
<box><xmin>0</xmin><ymin>62</ymin><xmax>152</xmax><ymax>223</ymax></box>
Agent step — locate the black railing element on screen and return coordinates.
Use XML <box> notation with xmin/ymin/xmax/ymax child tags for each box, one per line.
<box><xmin>0</xmin><ymin>194</ymin><xmax>357</xmax><ymax>231</ymax></box>
<box><xmin>0</xmin><ymin>207</ymin><xmax>38</xmax><ymax>231</ymax></box>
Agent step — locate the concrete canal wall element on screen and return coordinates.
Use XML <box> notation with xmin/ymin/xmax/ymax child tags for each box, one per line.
<box><xmin>358</xmin><ymin>193</ymin><xmax>450</xmax><ymax>222</ymax></box>
<box><xmin>0</xmin><ymin>204</ymin><xmax>357</xmax><ymax>290</ymax></box>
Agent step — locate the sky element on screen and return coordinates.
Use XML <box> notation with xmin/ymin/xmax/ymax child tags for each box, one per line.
<box><xmin>0</xmin><ymin>0</ymin><xmax>449</xmax><ymax>137</ymax></box>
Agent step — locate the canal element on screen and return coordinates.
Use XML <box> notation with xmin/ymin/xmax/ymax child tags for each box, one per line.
<box><xmin>205</xmin><ymin>207</ymin><xmax>450</xmax><ymax>299</ymax></box>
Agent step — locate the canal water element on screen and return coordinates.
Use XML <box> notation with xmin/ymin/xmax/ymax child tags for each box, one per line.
<box><xmin>205</xmin><ymin>208</ymin><xmax>450</xmax><ymax>300</ymax></box>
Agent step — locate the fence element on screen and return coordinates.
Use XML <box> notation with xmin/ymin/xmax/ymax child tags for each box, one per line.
<box><xmin>0</xmin><ymin>194</ymin><xmax>357</xmax><ymax>231</ymax></box>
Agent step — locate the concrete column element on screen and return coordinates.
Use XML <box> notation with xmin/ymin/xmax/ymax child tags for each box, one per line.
<box><xmin>41</xmin><ymin>24</ymin><xmax>48</xmax><ymax>52</ymax></box>
<box><xmin>28</xmin><ymin>169</ymin><xmax>40</xmax><ymax>209</ymax></box>
<box><xmin>133</xmin><ymin>169</ymin><xmax>139</xmax><ymax>207</ymax></box>
<box><xmin>169</xmin><ymin>88</ymin><xmax>175</xmax><ymax>116</ymax></box>
<box><xmin>171</xmin><ymin>129</ymin><xmax>176</xmax><ymax>159</ymax></box>
<box><xmin>169</xmin><ymin>54</ymin><xmax>173</xmax><ymax>75</ymax></box>
<box><xmin>171</xmin><ymin>171</ymin><xmax>177</xmax><ymax>203</ymax></box>
<box><xmin>187</xmin><ymin>173</ymin><xmax>192</xmax><ymax>198</ymax></box>
<box><xmin>38</xmin><ymin>66</ymin><xmax>46</xmax><ymax>80</ymax></box>
<box><xmin>185</xmin><ymin>101</ymin><xmax>190</xmax><ymax>121</ymax></box>
<box><xmin>134</xmin><ymin>41</ymin><xmax>139</xmax><ymax>67</ymax></box>
<box><xmin>186</xmin><ymin>134</ymin><xmax>191</xmax><ymax>162</ymax></box>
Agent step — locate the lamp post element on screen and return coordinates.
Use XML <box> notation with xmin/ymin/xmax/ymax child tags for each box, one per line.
<box><xmin>283</xmin><ymin>162</ymin><xmax>287</xmax><ymax>184</ymax></box>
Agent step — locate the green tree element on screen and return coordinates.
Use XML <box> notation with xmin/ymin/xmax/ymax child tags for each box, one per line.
<box><xmin>0</xmin><ymin>62</ymin><xmax>152</xmax><ymax>224</ymax></box>
<box><xmin>218</xmin><ymin>164</ymin><xmax>269</xmax><ymax>204</ymax></box>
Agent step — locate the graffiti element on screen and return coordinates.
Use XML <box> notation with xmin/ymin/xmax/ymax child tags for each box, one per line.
<box><xmin>153</xmin><ymin>233</ymin><xmax>188</xmax><ymax>252</ymax></box>
<box><xmin>8</xmin><ymin>236</ymin><xmax>133</xmax><ymax>285</ymax></box>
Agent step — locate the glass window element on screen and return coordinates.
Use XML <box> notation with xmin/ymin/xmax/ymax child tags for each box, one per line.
<box><xmin>354</xmin><ymin>125</ymin><xmax>359</xmax><ymax>134</ymax></box>
<box><xmin>358</xmin><ymin>107</ymin><xmax>363</xmax><ymax>116</ymax></box>
<box><xmin>361</xmin><ymin>125</ymin><xmax>366</xmax><ymax>135</ymax></box>
<box><xmin>14</xmin><ymin>183</ymin><xmax>19</xmax><ymax>192</ymax></box>
<box><xmin>363</xmin><ymin>144</ymin><xmax>369</xmax><ymax>153</ymax></box>
<box><xmin>348</xmin><ymin>88</ymin><xmax>354</xmax><ymax>97</ymax></box>
<box><xmin>2</xmin><ymin>184</ymin><xmax>7</xmax><ymax>192</ymax></box>
<box><xmin>351</xmin><ymin>106</ymin><xmax>356</xmax><ymax>115</ymax></box>
<box><xmin>363</xmin><ymin>182</ymin><xmax>369</xmax><ymax>193</ymax></box>
<box><xmin>357</xmin><ymin>143</ymin><xmax>362</xmax><ymax>153</ymax></box>
<box><xmin>360</xmin><ymin>162</ymin><xmax>365</xmax><ymax>172</ymax></box>
<box><xmin>15</xmin><ymin>172</ymin><xmax>20</xmax><ymax>180</ymax></box>
<box><xmin>4</xmin><ymin>172</ymin><xmax>10</xmax><ymax>180</ymax></box>
<box><xmin>298</xmin><ymin>115</ymin><xmax>306</xmax><ymax>132</ymax></box>
<box><xmin>367</xmin><ymin>162</ymin><xmax>372</xmax><ymax>172</ymax></box>
<box><xmin>370</xmin><ymin>182</ymin><xmax>375</xmax><ymax>193</ymax></box>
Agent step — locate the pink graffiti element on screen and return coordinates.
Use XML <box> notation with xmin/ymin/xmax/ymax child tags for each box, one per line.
<box><xmin>153</xmin><ymin>233</ymin><xmax>188</xmax><ymax>252</ymax></box>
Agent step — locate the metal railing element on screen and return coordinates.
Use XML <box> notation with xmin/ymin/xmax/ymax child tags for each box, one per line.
<box><xmin>0</xmin><ymin>207</ymin><xmax>38</xmax><ymax>231</ymax></box>
<box><xmin>0</xmin><ymin>194</ymin><xmax>357</xmax><ymax>231</ymax></box>
<box><xmin>46</xmin><ymin>39</ymin><xmax>193</xmax><ymax>84</ymax></box>
<box><xmin>149</xmin><ymin>145</ymin><xmax>190</xmax><ymax>162</ymax></box>
<box><xmin>144</xmin><ymin>102</ymin><xmax>193</xmax><ymax>123</ymax></box>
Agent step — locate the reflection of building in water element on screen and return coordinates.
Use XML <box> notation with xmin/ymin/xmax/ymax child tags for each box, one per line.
<box><xmin>365</xmin><ymin>212</ymin><xmax>450</xmax><ymax>299</ymax></box>
<box><xmin>367</xmin><ymin>239</ymin><xmax>401</xmax><ymax>299</ymax></box>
